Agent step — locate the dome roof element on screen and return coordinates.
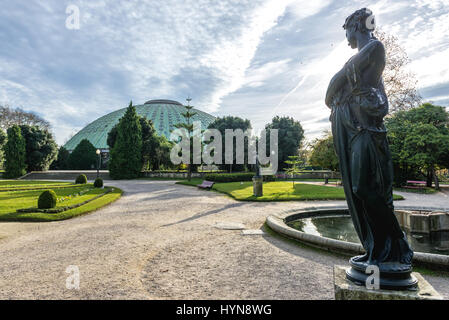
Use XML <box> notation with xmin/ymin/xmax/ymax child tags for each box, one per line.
<box><xmin>64</xmin><ymin>100</ymin><xmax>216</xmax><ymax>151</ymax></box>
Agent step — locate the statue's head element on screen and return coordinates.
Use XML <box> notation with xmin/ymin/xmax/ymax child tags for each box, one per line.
<box><xmin>343</xmin><ymin>8</ymin><xmax>376</xmax><ymax>49</ymax></box>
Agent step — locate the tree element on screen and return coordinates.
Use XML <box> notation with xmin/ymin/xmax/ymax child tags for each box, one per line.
<box><xmin>386</xmin><ymin>103</ymin><xmax>449</xmax><ymax>188</ymax></box>
<box><xmin>139</xmin><ymin>117</ymin><xmax>157</xmax><ymax>170</ymax></box>
<box><xmin>50</xmin><ymin>146</ymin><xmax>70</xmax><ymax>170</ymax></box>
<box><xmin>284</xmin><ymin>156</ymin><xmax>303</xmax><ymax>187</ymax></box>
<box><xmin>68</xmin><ymin>139</ymin><xmax>98</xmax><ymax>170</ymax></box>
<box><xmin>107</xmin><ymin>116</ymin><xmax>169</xmax><ymax>171</ymax></box>
<box><xmin>150</xmin><ymin>135</ymin><xmax>173</xmax><ymax>170</ymax></box>
<box><xmin>3</xmin><ymin>125</ymin><xmax>26</xmax><ymax>178</ymax></box>
<box><xmin>109</xmin><ymin>101</ymin><xmax>142</xmax><ymax>179</ymax></box>
<box><xmin>309</xmin><ymin>132</ymin><xmax>339</xmax><ymax>171</ymax></box>
<box><xmin>374</xmin><ymin>30</ymin><xmax>421</xmax><ymax>112</ymax></box>
<box><xmin>0</xmin><ymin>105</ymin><xmax>50</xmax><ymax>130</ymax></box>
<box><xmin>265</xmin><ymin>116</ymin><xmax>304</xmax><ymax>172</ymax></box>
<box><xmin>19</xmin><ymin>125</ymin><xmax>58</xmax><ymax>171</ymax></box>
<box><xmin>207</xmin><ymin>116</ymin><xmax>252</xmax><ymax>173</ymax></box>
<box><xmin>0</xmin><ymin>129</ymin><xmax>6</xmax><ymax>168</ymax></box>
<box><xmin>174</xmin><ymin>98</ymin><xmax>198</xmax><ymax>181</ymax></box>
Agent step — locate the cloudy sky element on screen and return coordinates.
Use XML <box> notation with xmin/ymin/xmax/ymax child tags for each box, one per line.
<box><xmin>1</xmin><ymin>0</ymin><xmax>448</xmax><ymax>145</ymax></box>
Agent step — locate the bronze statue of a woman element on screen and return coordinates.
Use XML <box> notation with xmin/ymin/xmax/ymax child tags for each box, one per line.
<box><xmin>325</xmin><ymin>8</ymin><xmax>417</xmax><ymax>289</ymax></box>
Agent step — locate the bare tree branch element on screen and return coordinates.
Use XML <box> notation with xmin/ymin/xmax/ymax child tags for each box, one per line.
<box><xmin>0</xmin><ymin>104</ymin><xmax>50</xmax><ymax>130</ymax></box>
<box><xmin>375</xmin><ymin>29</ymin><xmax>422</xmax><ymax>113</ymax></box>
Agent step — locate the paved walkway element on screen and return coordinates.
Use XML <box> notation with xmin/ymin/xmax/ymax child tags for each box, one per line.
<box><xmin>0</xmin><ymin>180</ymin><xmax>447</xmax><ymax>299</ymax></box>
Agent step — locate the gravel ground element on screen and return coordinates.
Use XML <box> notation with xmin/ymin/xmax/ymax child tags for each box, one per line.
<box><xmin>0</xmin><ymin>180</ymin><xmax>447</xmax><ymax>300</ymax></box>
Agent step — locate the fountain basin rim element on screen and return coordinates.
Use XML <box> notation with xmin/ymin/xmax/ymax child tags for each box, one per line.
<box><xmin>266</xmin><ymin>205</ymin><xmax>449</xmax><ymax>269</ymax></box>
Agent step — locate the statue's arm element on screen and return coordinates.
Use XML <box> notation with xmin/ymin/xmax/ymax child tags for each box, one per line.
<box><xmin>325</xmin><ymin>67</ymin><xmax>346</xmax><ymax>108</ymax></box>
<box><xmin>347</xmin><ymin>40</ymin><xmax>386</xmax><ymax>85</ymax></box>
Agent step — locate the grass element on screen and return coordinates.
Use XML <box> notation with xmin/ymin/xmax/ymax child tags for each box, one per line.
<box><xmin>0</xmin><ymin>184</ymin><xmax>94</xmax><ymax>214</ymax></box>
<box><xmin>280</xmin><ymin>178</ymin><xmax>340</xmax><ymax>182</ymax></box>
<box><xmin>177</xmin><ymin>180</ymin><xmax>404</xmax><ymax>201</ymax></box>
<box><xmin>394</xmin><ymin>187</ymin><xmax>438</xmax><ymax>194</ymax></box>
<box><xmin>0</xmin><ymin>181</ymin><xmax>123</xmax><ymax>222</ymax></box>
<box><xmin>176</xmin><ymin>178</ymin><xmax>204</xmax><ymax>187</ymax></box>
<box><xmin>0</xmin><ymin>187</ymin><xmax>122</xmax><ymax>222</ymax></box>
<box><xmin>0</xmin><ymin>180</ymin><xmax>72</xmax><ymax>189</ymax></box>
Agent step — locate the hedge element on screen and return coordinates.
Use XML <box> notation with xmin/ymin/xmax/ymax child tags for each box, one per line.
<box><xmin>94</xmin><ymin>178</ymin><xmax>103</xmax><ymax>188</ymax></box>
<box><xmin>38</xmin><ymin>190</ymin><xmax>57</xmax><ymax>209</ymax></box>
<box><xmin>76</xmin><ymin>174</ymin><xmax>88</xmax><ymax>184</ymax></box>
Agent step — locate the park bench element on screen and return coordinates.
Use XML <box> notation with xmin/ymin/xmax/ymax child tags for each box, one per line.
<box><xmin>197</xmin><ymin>180</ymin><xmax>214</xmax><ymax>189</ymax></box>
<box><xmin>405</xmin><ymin>180</ymin><xmax>426</xmax><ymax>189</ymax></box>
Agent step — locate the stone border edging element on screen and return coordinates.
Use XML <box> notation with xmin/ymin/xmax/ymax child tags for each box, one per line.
<box><xmin>266</xmin><ymin>205</ymin><xmax>449</xmax><ymax>269</ymax></box>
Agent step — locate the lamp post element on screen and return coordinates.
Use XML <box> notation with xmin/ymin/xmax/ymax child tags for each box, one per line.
<box><xmin>96</xmin><ymin>149</ymin><xmax>101</xmax><ymax>178</ymax></box>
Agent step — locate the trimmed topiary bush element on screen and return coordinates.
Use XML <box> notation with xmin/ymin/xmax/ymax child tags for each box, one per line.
<box><xmin>38</xmin><ymin>190</ymin><xmax>57</xmax><ymax>209</ymax></box>
<box><xmin>75</xmin><ymin>174</ymin><xmax>87</xmax><ymax>184</ymax></box>
<box><xmin>94</xmin><ymin>177</ymin><xmax>103</xmax><ymax>188</ymax></box>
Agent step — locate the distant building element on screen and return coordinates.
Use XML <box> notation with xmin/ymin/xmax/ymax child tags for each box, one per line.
<box><xmin>64</xmin><ymin>99</ymin><xmax>216</xmax><ymax>154</ymax></box>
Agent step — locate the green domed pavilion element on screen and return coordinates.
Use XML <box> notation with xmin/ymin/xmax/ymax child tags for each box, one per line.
<box><xmin>64</xmin><ymin>99</ymin><xmax>216</xmax><ymax>152</ymax></box>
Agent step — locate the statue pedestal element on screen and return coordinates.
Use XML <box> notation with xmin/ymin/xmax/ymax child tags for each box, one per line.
<box><xmin>252</xmin><ymin>176</ymin><xmax>263</xmax><ymax>197</ymax></box>
<box><xmin>334</xmin><ymin>266</ymin><xmax>442</xmax><ymax>300</ymax></box>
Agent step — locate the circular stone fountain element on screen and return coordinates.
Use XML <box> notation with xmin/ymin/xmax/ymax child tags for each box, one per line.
<box><xmin>266</xmin><ymin>206</ymin><xmax>449</xmax><ymax>269</ymax></box>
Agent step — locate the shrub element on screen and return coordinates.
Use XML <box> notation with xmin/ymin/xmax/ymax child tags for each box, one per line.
<box><xmin>94</xmin><ymin>178</ymin><xmax>103</xmax><ymax>188</ymax></box>
<box><xmin>204</xmin><ymin>172</ymin><xmax>256</xmax><ymax>183</ymax></box>
<box><xmin>4</xmin><ymin>125</ymin><xmax>26</xmax><ymax>178</ymax></box>
<box><xmin>38</xmin><ymin>190</ymin><xmax>57</xmax><ymax>209</ymax></box>
<box><xmin>68</xmin><ymin>139</ymin><xmax>97</xmax><ymax>170</ymax></box>
<box><xmin>75</xmin><ymin>174</ymin><xmax>87</xmax><ymax>184</ymax></box>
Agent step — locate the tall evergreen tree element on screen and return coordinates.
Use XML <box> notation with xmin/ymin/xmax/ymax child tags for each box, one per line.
<box><xmin>109</xmin><ymin>101</ymin><xmax>142</xmax><ymax>179</ymax></box>
<box><xmin>108</xmin><ymin>116</ymin><xmax>161</xmax><ymax>171</ymax></box>
<box><xmin>50</xmin><ymin>146</ymin><xmax>70</xmax><ymax>170</ymax></box>
<box><xmin>3</xmin><ymin>125</ymin><xmax>26</xmax><ymax>178</ymax></box>
<box><xmin>68</xmin><ymin>139</ymin><xmax>97</xmax><ymax>170</ymax></box>
<box><xmin>174</xmin><ymin>98</ymin><xmax>197</xmax><ymax>181</ymax></box>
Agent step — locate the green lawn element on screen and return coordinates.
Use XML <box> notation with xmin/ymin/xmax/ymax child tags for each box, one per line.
<box><xmin>0</xmin><ymin>180</ymin><xmax>72</xmax><ymax>189</ymax></box>
<box><xmin>394</xmin><ymin>187</ymin><xmax>438</xmax><ymax>194</ymax></box>
<box><xmin>176</xmin><ymin>178</ymin><xmax>204</xmax><ymax>187</ymax></box>
<box><xmin>0</xmin><ymin>181</ymin><xmax>123</xmax><ymax>222</ymax></box>
<box><xmin>177</xmin><ymin>180</ymin><xmax>404</xmax><ymax>201</ymax></box>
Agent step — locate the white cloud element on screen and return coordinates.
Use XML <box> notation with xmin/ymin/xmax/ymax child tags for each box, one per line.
<box><xmin>1</xmin><ymin>0</ymin><xmax>448</xmax><ymax>146</ymax></box>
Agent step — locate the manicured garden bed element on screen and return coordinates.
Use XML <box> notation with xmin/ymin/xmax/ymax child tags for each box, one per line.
<box><xmin>0</xmin><ymin>181</ymin><xmax>122</xmax><ymax>222</ymax></box>
<box><xmin>177</xmin><ymin>180</ymin><xmax>404</xmax><ymax>202</ymax></box>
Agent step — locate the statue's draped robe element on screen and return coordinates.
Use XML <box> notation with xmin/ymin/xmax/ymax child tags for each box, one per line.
<box><xmin>330</xmin><ymin>54</ymin><xmax>413</xmax><ymax>269</ymax></box>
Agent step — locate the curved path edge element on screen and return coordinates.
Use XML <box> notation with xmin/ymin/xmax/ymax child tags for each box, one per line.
<box><xmin>266</xmin><ymin>205</ymin><xmax>449</xmax><ymax>269</ymax></box>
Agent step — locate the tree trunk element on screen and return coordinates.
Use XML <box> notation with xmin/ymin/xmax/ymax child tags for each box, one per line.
<box><xmin>432</xmin><ymin>165</ymin><xmax>440</xmax><ymax>190</ymax></box>
<box><xmin>426</xmin><ymin>169</ymin><xmax>433</xmax><ymax>187</ymax></box>
<box><xmin>187</xmin><ymin>164</ymin><xmax>191</xmax><ymax>181</ymax></box>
